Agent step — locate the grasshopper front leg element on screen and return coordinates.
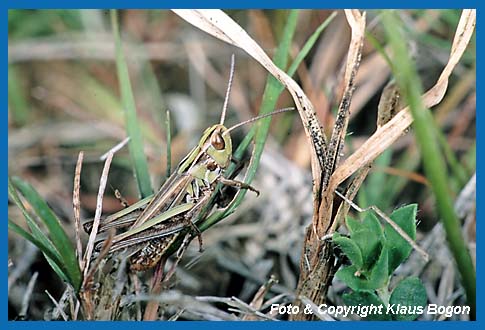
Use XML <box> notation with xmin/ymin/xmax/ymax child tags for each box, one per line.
<box><xmin>218</xmin><ymin>177</ymin><xmax>260</xmax><ymax>196</ymax></box>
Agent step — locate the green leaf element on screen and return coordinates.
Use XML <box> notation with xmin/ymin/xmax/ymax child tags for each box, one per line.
<box><xmin>384</xmin><ymin>204</ymin><xmax>417</xmax><ymax>273</ymax></box>
<box><xmin>344</xmin><ymin>213</ymin><xmax>384</xmax><ymax>270</ymax></box>
<box><xmin>363</xmin><ymin>210</ymin><xmax>384</xmax><ymax>240</ymax></box>
<box><xmin>335</xmin><ymin>265</ymin><xmax>372</xmax><ymax>292</ymax></box>
<box><xmin>345</xmin><ymin>216</ymin><xmax>362</xmax><ymax>234</ymax></box>
<box><xmin>367</xmin><ymin>246</ymin><xmax>389</xmax><ymax>290</ymax></box>
<box><xmin>336</xmin><ymin>257</ymin><xmax>387</xmax><ymax>292</ymax></box>
<box><xmin>333</xmin><ymin>234</ymin><xmax>363</xmax><ymax>269</ymax></box>
<box><xmin>110</xmin><ymin>9</ymin><xmax>153</xmax><ymax>199</ymax></box>
<box><xmin>342</xmin><ymin>291</ymin><xmax>390</xmax><ymax>321</ymax></box>
<box><xmin>389</xmin><ymin>277</ymin><xmax>427</xmax><ymax>321</ymax></box>
<box><xmin>335</xmin><ymin>247</ymin><xmax>389</xmax><ymax>292</ymax></box>
<box><xmin>352</xmin><ymin>228</ymin><xmax>381</xmax><ymax>270</ymax></box>
<box><xmin>10</xmin><ymin>177</ymin><xmax>82</xmax><ymax>291</ymax></box>
<box><xmin>360</xmin><ymin>213</ymin><xmax>384</xmax><ymax>268</ymax></box>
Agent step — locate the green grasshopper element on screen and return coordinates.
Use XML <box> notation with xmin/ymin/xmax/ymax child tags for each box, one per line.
<box><xmin>84</xmin><ymin>55</ymin><xmax>293</xmax><ymax>271</ymax></box>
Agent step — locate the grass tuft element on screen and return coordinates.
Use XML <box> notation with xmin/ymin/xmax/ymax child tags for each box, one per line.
<box><xmin>8</xmin><ymin>177</ymin><xmax>82</xmax><ymax>291</ymax></box>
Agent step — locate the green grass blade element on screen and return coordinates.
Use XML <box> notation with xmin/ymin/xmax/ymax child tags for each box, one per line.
<box><xmin>8</xmin><ymin>178</ymin><xmax>62</xmax><ymax>261</ymax></box>
<box><xmin>232</xmin><ymin>10</ymin><xmax>335</xmax><ymax>156</ymax></box>
<box><xmin>110</xmin><ymin>9</ymin><xmax>153</xmax><ymax>198</ymax></box>
<box><xmin>9</xmin><ymin>181</ymin><xmax>71</xmax><ymax>285</ymax></box>
<box><xmin>227</xmin><ymin>9</ymin><xmax>298</xmax><ymax>210</ymax></box>
<box><xmin>381</xmin><ymin>10</ymin><xmax>475</xmax><ymax>318</ymax></box>
<box><xmin>10</xmin><ymin>177</ymin><xmax>82</xmax><ymax>291</ymax></box>
<box><xmin>434</xmin><ymin>122</ymin><xmax>469</xmax><ymax>188</ymax></box>
<box><xmin>231</xmin><ymin>11</ymin><xmax>335</xmax><ymax>163</ymax></box>
<box><xmin>9</xmin><ymin>219</ymin><xmax>71</xmax><ymax>284</ymax></box>
<box><xmin>365</xmin><ymin>30</ymin><xmax>393</xmax><ymax>69</ymax></box>
<box><xmin>286</xmin><ymin>11</ymin><xmax>337</xmax><ymax>79</ymax></box>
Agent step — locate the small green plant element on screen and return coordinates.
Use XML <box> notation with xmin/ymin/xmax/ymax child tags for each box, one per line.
<box><xmin>333</xmin><ymin>204</ymin><xmax>427</xmax><ymax>321</ymax></box>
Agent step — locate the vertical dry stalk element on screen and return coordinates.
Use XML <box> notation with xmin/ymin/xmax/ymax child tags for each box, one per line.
<box><xmin>79</xmin><ymin>150</ymin><xmax>115</xmax><ymax>319</ymax></box>
<box><xmin>291</xmin><ymin>10</ymin><xmax>366</xmax><ymax>320</ymax></box>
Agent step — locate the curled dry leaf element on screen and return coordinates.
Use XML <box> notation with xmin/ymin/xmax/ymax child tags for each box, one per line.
<box><xmin>328</xmin><ymin>9</ymin><xmax>476</xmax><ymax>193</ymax></box>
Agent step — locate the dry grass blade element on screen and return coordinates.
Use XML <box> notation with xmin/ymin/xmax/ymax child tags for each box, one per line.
<box><xmin>45</xmin><ymin>290</ymin><xmax>68</xmax><ymax>321</ymax></box>
<box><xmin>322</xmin><ymin>10</ymin><xmax>365</xmax><ymax>191</ymax></box>
<box><xmin>100</xmin><ymin>137</ymin><xmax>130</xmax><ymax>161</ymax></box>
<box><xmin>8</xmin><ymin>243</ymin><xmax>37</xmax><ymax>291</ymax></box>
<box><xmin>19</xmin><ymin>272</ymin><xmax>38</xmax><ymax>319</ymax></box>
<box><xmin>329</xmin><ymin>9</ymin><xmax>476</xmax><ymax>192</ymax></box>
<box><xmin>50</xmin><ymin>288</ymin><xmax>73</xmax><ymax>321</ymax></box>
<box><xmin>73</xmin><ymin>152</ymin><xmax>84</xmax><ymax>271</ymax></box>
<box><xmin>229</xmin><ymin>296</ymin><xmax>276</xmax><ymax>321</ymax></box>
<box><xmin>123</xmin><ymin>291</ymin><xmax>237</xmax><ymax>320</ymax></box>
<box><xmin>198</xmin><ymin>296</ymin><xmax>276</xmax><ymax>321</ymax></box>
<box><xmin>80</xmin><ymin>142</ymin><xmax>121</xmax><ymax>319</ymax></box>
<box><xmin>455</xmin><ymin>173</ymin><xmax>475</xmax><ymax>219</ymax></box>
<box><xmin>171</xmin><ymin>9</ymin><xmax>326</xmax><ymax>190</ymax></box>
<box><xmin>184</xmin><ymin>40</ymin><xmax>252</xmax><ymax>116</ymax></box>
<box><xmin>84</xmin><ymin>229</ymin><xmax>115</xmax><ymax>289</ymax></box>
<box><xmin>82</xmin><ymin>151</ymin><xmax>114</xmax><ymax>277</ymax></box>
<box><xmin>242</xmin><ymin>275</ymin><xmax>277</xmax><ymax>320</ymax></box>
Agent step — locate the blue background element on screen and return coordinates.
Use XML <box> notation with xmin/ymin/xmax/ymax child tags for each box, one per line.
<box><xmin>4</xmin><ymin>1</ymin><xmax>480</xmax><ymax>329</ymax></box>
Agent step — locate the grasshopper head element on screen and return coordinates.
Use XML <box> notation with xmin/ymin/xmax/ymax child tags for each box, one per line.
<box><xmin>200</xmin><ymin>124</ymin><xmax>232</xmax><ymax>169</ymax></box>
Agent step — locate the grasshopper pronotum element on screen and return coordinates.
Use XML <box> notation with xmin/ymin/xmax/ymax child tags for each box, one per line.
<box><xmin>84</xmin><ymin>55</ymin><xmax>293</xmax><ymax>271</ymax></box>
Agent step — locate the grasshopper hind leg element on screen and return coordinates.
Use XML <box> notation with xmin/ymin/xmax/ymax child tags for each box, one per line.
<box><xmin>130</xmin><ymin>234</ymin><xmax>179</xmax><ymax>271</ymax></box>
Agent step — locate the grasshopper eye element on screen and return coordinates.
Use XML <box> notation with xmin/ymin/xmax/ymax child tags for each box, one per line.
<box><xmin>211</xmin><ymin>131</ymin><xmax>225</xmax><ymax>150</ymax></box>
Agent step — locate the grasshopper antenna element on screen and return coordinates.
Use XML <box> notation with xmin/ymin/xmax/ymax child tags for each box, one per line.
<box><xmin>220</xmin><ymin>54</ymin><xmax>235</xmax><ymax>125</ymax></box>
<box><xmin>224</xmin><ymin>107</ymin><xmax>295</xmax><ymax>135</ymax></box>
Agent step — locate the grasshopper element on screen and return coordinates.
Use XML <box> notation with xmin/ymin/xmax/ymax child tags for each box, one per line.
<box><xmin>84</xmin><ymin>55</ymin><xmax>293</xmax><ymax>271</ymax></box>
